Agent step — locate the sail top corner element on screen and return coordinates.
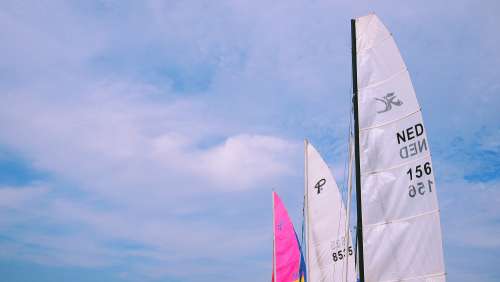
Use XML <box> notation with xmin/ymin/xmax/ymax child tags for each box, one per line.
<box><xmin>355</xmin><ymin>14</ymin><xmax>391</xmax><ymax>54</ymax></box>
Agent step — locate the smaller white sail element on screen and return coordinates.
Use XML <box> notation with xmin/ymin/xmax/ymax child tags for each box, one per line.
<box><xmin>305</xmin><ymin>141</ymin><xmax>356</xmax><ymax>282</ymax></box>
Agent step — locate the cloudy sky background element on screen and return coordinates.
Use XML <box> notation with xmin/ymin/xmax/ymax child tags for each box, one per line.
<box><xmin>1</xmin><ymin>0</ymin><xmax>499</xmax><ymax>281</ymax></box>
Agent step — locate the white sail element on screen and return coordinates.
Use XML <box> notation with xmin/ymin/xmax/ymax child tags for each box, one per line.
<box><xmin>355</xmin><ymin>14</ymin><xmax>446</xmax><ymax>281</ymax></box>
<box><xmin>305</xmin><ymin>141</ymin><xmax>356</xmax><ymax>282</ymax></box>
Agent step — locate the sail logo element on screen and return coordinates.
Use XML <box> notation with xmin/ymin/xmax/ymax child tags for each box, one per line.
<box><xmin>375</xmin><ymin>92</ymin><xmax>403</xmax><ymax>113</ymax></box>
<box><xmin>277</xmin><ymin>220</ymin><xmax>283</xmax><ymax>231</ymax></box>
<box><xmin>314</xmin><ymin>178</ymin><xmax>326</xmax><ymax>194</ymax></box>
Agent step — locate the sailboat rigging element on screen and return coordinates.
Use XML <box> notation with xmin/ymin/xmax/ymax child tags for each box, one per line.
<box><xmin>351</xmin><ymin>14</ymin><xmax>446</xmax><ymax>282</ymax></box>
<box><xmin>272</xmin><ymin>13</ymin><xmax>445</xmax><ymax>282</ymax></box>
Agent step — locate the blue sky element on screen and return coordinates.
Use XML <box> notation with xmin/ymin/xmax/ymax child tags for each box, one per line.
<box><xmin>1</xmin><ymin>1</ymin><xmax>499</xmax><ymax>281</ymax></box>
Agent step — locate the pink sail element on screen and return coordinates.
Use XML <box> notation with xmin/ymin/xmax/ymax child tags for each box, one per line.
<box><xmin>272</xmin><ymin>192</ymin><xmax>303</xmax><ymax>282</ymax></box>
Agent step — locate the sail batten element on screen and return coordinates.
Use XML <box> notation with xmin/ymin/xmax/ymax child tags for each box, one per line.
<box><xmin>364</xmin><ymin>209</ymin><xmax>440</xmax><ymax>228</ymax></box>
<box><xmin>359</xmin><ymin>108</ymin><xmax>421</xmax><ymax>132</ymax></box>
<box><xmin>355</xmin><ymin>14</ymin><xmax>445</xmax><ymax>282</ymax></box>
<box><xmin>379</xmin><ymin>272</ymin><xmax>446</xmax><ymax>282</ymax></box>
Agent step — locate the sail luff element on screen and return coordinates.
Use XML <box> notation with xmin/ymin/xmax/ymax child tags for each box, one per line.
<box><xmin>344</xmin><ymin>139</ymin><xmax>354</xmax><ymax>282</ymax></box>
<box><xmin>304</xmin><ymin>139</ymin><xmax>310</xmax><ymax>282</ymax></box>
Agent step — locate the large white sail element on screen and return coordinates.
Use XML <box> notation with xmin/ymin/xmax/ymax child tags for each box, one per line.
<box><xmin>355</xmin><ymin>14</ymin><xmax>446</xmax><ymax>281</ymax></box>
<box><xmin>305</xmin><ymin>141</ymin><xmax>356</xmax><ymax>282</ymax></box>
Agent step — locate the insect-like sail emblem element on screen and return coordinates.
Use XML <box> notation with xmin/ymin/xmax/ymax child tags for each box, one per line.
<box><xmin>375</xmin><ymin>92</ymin><xmax>403</xmax><ymax>113</ymax></box>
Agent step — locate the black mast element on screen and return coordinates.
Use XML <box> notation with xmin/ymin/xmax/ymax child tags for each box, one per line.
<box><xmin>351</xmin><ymin>18</ymin><xmax>365</xmax><ymax>282</ymax></box>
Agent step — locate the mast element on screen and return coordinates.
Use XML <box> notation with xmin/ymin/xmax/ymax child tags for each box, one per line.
<box><xmin>351</xmin><ymin>18</ymin><xmax>365</xmax><ymax>282</ymax></box>
<box><xmin>304</xmin><ymin>139</ymin><xmax>310</xmax><ymax>282</ymax></box>
<box><xmin>272</xmin><ymin>192</ymin><xmax>277</xmax><ymax>281</ymax></box>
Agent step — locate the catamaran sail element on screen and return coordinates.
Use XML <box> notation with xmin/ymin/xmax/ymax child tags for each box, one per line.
<box><xmin>272</xmin><ymin>192</ymin><xmax>306</xmax><ymax>282</ymax></box>
<box><xmin>352</xmin><ymin>14</ymin><xmax>446</xmax><ymax>281</ymax></box>
<box><xmin>304</xmin><ymin>141</ymin><xmax>356</xmax><ymax>282</ymax></box>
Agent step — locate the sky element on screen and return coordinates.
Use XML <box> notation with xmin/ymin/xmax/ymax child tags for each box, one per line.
<box><xmin>0</xmin><ymin>0</ymin><xmax>499</xmax><ymax>281</ymax></box>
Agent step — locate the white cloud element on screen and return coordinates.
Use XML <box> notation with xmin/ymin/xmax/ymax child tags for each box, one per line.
<box><xmin>0</xmin><ymin>79</ymin><xmax>298</xmax><ymax>195</ymax></box>
<box><xmin>198</xmin><ymin>134</ymin><xmax>298</xmax><ymax>190</ymax></box>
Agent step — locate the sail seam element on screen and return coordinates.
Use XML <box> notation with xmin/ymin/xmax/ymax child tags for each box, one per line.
<box><xmin>364</xmin><ymin>209</ymin><xmax>440</xmax><ymax>228</ymax></box>
<box><xmin>358</xmin><ymin>68</ymin><xmax>408</xmax><ymax>91</ymax></box>
<box><xmin>360</xmin><ymin>108</ymin><xmax>421</xmax><ymax>132</ymax></box>
<box><xmin>379</xmin><ymin>272</ymin><xmax>446</xmax><ymax>282</ymax></box>
<box><xmin>361</xmin><ymin>153</ymin><xmax>431</xmax><ymax>176</ymax></box>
